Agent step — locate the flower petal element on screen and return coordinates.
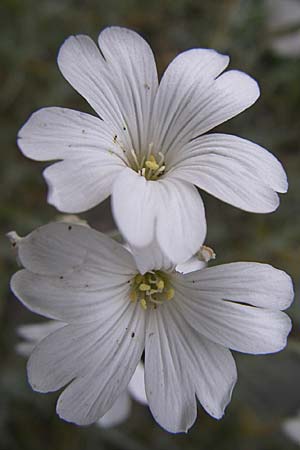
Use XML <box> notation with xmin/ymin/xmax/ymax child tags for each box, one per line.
<box><xmin>151</xmin><ymin>48</ymin><xmax>259</xmax><ymax>156</ymax></box>
<box><xmin>128</xmin><ymin>362</ymin><xmax>147</xmax><ymax>405</ymax></box>
<box><xmin>97</xmin><ymin>27</ymin><xmax>158</xmax><ymax>154</ymax></box>
<box><xmin>58</xmin><ymin>27</ymin><xmax>158</xmax><ymax>153</ymax></box>
<box><xmin>169</xmin><ymin>134</ymin><xmax>287</xmax><ymax>213</ymax></box>
<box><xmin>155</xmin><ymin>178</ymin><xmax>206</xmax><ymax>264</ymax></box>
<box><xmin>44</xmin><ymin>156</ymin><xmax>124</xmax><ymax>213</ymax></box>
<box><xmin>179</xmin><ymin>262</ymin><xmax>294</xmax><ymax>310</ymax></box>
<box><xmin>13</xmin><ymin>222</ymin><xmax>136</xmax><ymax>276</ymax></box>
<box><xmin>149</xmin><ymin>49</ymin><xmax>229</xmax><ymax>154</ymax></box>
<box><xmin>16</xmin><ymin>321</ymin><xmax>66</xmax><ymax>357</ymax></box>
<box><xmin>173</xmin><ymin>263</ymin><xmax>293</xmax><ymax>354</ymax></box>
<box><xmin>130</xmin><ymin>240</ymin><xmax>175</xmax><ymax>275</ymax></box>
<box><xmin>17</xmin><ymin>320</ymin><xmax>65</xmax><ymax>343</ymax></box>
<box><xmin>98</xmin><ymin>392</ymin><xmax>131</xmax><ymax>428</ymax></box>
<box><xmin>176</xmin><ymin>257</ymin><xmax>206</xmax><ymax>274</ymax></box>
<box><xmin>11</xmin><ymin>223</ymin><xmax>136</xmax><ymax>323</ymax></box>
<box><xmin>18</xmin><ymin>107</ymin><xmax>124</xmax><ymax>161</ymax></box>
<box><xmin>55</xmin><ymin>305</ymin><xmax>145</xmax><ymax>425</ymax></box>
<box><xmin>27</xmin><ymin>302</ymin><xmax>145</xmax><ymax>426</ymax></box>
<box><xmin>112</xmin><ymin>168</ymin><xmax>158</xmax><ymax>248</ymax></box>
<box><xmin>163</xmin><ymin>303</ymin><xmax>237</xmax><ymax>419</ymax></box>
<box><xmin>12</xmin><ymin>269</ymin><xmax>131</xmax><ymax>323</ymax></box>
<box><xmin>112</xmin><ymin>168</ymin><xmax>206</xmax><ymax>264</ymax></box>
<box><xmin>18</xmin><ymin>107</ymin><xmax>126</xmax><ymax>214</ymax></box>
<box><xmin>145</xmin><ymin>306</ymin><xmax>197</xmax><ymax>433</ymax></box>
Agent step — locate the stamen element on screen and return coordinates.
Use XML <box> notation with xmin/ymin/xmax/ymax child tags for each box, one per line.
<box><xmin>145</xmin><ymin>154</ymin><xmax>159</xmax><ymax>171</ymax></box>
<box><xmin>130</xmin><ymin>271</ymin><xmax>175</xmax><ymax>310</ymax></box>
<box><xmin>129</xmin><ymin>290</ymin><xmax>138</xmax><ymax>302</ymax></box>
<box><xmin>140</xmin><ymin>298</ymin><xmax>147</xmax><ymax>310</ymax></box>
<box><xmin>139</xmin><ymin>283</ymin><xmax>151</xmax><ymax>291</ymax></box>
<box><xmin>165</xmin><ymin>288</ymin><xmax>175</xmax><ymax>301</ymax></box>
<box><xmin>121</xmin><ymin>140</ymin><xmax>166</xmax><ymax>180</ymax></box>
<box><xmin>157</xmin><ymin>279</ymin><xmax>164</xmax><ymax>290</ymax></box>
<box><xmin>130</xmin><ymin>149</ymin><xmax>141</xmax><ymax>171</ymax></box>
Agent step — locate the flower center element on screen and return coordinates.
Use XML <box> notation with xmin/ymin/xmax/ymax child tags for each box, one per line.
<box><xmin>129</xmin><ymin>271</ymin><xmax>174</xmax><ymax>310</ymax></box>
<box><xmin>112</xmin><ymin>137</ymin><xmax>166</xmax><ymax>180</ymax></box>
<box><xmin>129</xmin><ymin>147</ymin><xmax>166</xmax><ymax>180</ymax></box>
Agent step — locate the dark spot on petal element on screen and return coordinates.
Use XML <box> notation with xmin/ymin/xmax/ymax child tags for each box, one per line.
<box><xmin>12</xmin><ymin>242</ymin><xmax>16</xmax><ymax>247</ymax></box>
<box><xmin>123</xmin><ymin>126</ymin><xmax>126</xmax><ymax>131</ymax></box>
<box><xmin>68</xmin><ymin>225</ymin><xmax>72</xmax><ymax>230</ymax></box>
<box><xmin>59</xmin><ymin>276</ymin><xmax>64</xmax><ymax>280</ymax></box>
<box><xmin>131</xmin><ymin>332</ymin><xmax>135</xmax><ymax>338</ymax></box>
<box><xmin>82</xmin><ymin>129</ymin><xmax>86</xmax><ymax>134</ymax></box>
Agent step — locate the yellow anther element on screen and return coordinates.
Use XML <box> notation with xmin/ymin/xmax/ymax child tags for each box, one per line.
<box><xmin>139</xmin><ymin>283</ymin><xmax>151</xmax><ymax>291</ymax></box>
<box><xmin>157</xmin><ymin>279</ymin><xmax>164</xmax><ymax>290</ymax></box>
<box><xmin>145</xmin><ymin>154</ymin><xmax>159</xmax><ymax>171</ymax></box>
<box><xmin>140</xmin><ymin>298</ymin><xmax>147</xmax><ymax>310</ymax></box>
<box><xmin>165</xmin><ymin>288</ymin><xmax>175</xmax><ymax>301</ymax></box>
<box><xmin>145</xmin><ymin>160</ymin><xmax>159</xmax><ymax>171</ymax></box>
<box><xmin>129</xmin><ymin>290</ymin><xmax>138</xmax><ymax>302</ymax></box>
<box><xmin>135</xmin><ymin>274</ymin><xmax>143</xmax><ymax>284</ymax></box>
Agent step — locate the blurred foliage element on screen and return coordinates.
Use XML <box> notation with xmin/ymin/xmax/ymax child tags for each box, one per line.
<box><xmin>1</xmin><ymin>0</ymin><xmax>300</xmax><ymax>449</ymax></box>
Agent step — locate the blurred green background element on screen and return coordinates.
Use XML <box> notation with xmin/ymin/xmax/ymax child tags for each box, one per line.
<box><xmin>1</xmin><ymin>0</ymin><xmax>300</xmax><ymax>449</ymax></box>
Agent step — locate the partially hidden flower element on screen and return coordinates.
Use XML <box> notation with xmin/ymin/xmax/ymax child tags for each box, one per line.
<box><xmin>9</xmin><ymin>223</ymin><xmax>293</xmax><ymax>433</ymax></box>
<box><xmin>265</xmin><ymin>0</ymin><xmax>300</xmax><ymax>57</ymax></box>
<box><xmin>282</xmin><ymin>412</ymin><xmax>300</xmax><ymax>445</ymax></box>
<box><xmin>17</xmin><ymin>26</ymin><xmax>288</xmax><ymax>263</ymax></box>
<box><xmin>16</xmin><ymin>320</ymin><xmax>147</xmax><ymax>428</ymax></box>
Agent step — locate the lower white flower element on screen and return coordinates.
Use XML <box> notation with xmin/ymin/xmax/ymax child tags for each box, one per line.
<box><xmin>9</xmin><ymin>223</ymin><xmax>293</xmax><ymax>433</ymax></box>
<box><xmin>16</xmin><ymin>320</ymin><xmax>147</xmax><ymax>428</ymax></box>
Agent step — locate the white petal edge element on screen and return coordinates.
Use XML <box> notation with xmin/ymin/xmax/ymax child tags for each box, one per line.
<box><xmin>168</xmin><ymin>133</ymin><xmax>287</xmax><ymax>213</ymax></box>
<box><xmin>152</xmin><ymin>58</ymin><xmax>259</xmax><ymax>158</ymax></box>
<box><xmin>58</xmin><ymin>27</ymin><xmax>158</xmax><ymax>153</ymax></box>
<box><xmin>17</xmin><ymin>107</ymin><xmax>124</xmax><ymax>161</ymax></box>
<box><xmin>173</xmin><ymin>263</ymin><xmax>293</xmax><ymax>354</ymax></box>
<box><xmin>145</xmin><ymin>306</ymin><xmax>197</xmax><ymax>433</ymax></box>
<box><xmin>12</xmin><ymin>222</ymin><xmax>136</xmax><ymax>276</ymax></box>
<box><xmin>97</xmin><ymin>392</ymin><xmax>131</xmax><ymax>428</ymax></box>
<box><xmin>128</xmin><ymin>362</ymin><xmax>147</xmax><ymax>405</ymax></box>
<box><xmin>166</xmin><ymin>303</ymin><xmax>238</xmax><ymax>420</ymax></box>
<box><xmin>178</xmin><ymin>262</ymin><xmax>294</xmax><ymax>310</ymax></box>
<box><xmin>112</xmin><ymin>168</ymin><xmax>206</xmax><ymax>264</ymax></box>
<box><xmin>149</xmin><ymin>48</ymin><xmax>230</xmax><ymax>154</ymax></box>
<box><xmin>55</xmin><ymin>305</ymin><xmax>145</xmax><ymax>425</ymax></box>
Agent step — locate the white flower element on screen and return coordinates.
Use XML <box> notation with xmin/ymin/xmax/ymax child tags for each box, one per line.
<box><xmin>10</xmin><ymin>223</ymin><xmax>293</xmax><ymax>433</ymax></box>
<box><xmin>17</xmin><ymin>26</ymin><xmax>288</xmax><ymax>263</ymax></box>
<box><xmin>265</xmin><ymin>0</ymin><xmax>300</xmax><ymax>57</ymax></box>
<box><xmin>283</xmin><ymin>412</ymin><xmax>300</xmax><ymax>445</ymax></box>
<box><xmin>16</xmin><ymin>320</ymin><xmax>147</xmax><ymax>428</ymax></box>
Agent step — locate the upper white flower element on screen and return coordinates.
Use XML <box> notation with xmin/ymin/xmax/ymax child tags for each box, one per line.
<box><xmin>16</xmin><ymin>320</ymin><xmax>147</xmax><ymax>428</ymax></box>
<box><xmin>9</xmin><ymin>223</ymin><xmax>293</xmax><ymax>433</ymax></box>
<box><xmin>17</xmin><ymin>26</ymin><xmax>288</xmax><ymax>263</ymax></box>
